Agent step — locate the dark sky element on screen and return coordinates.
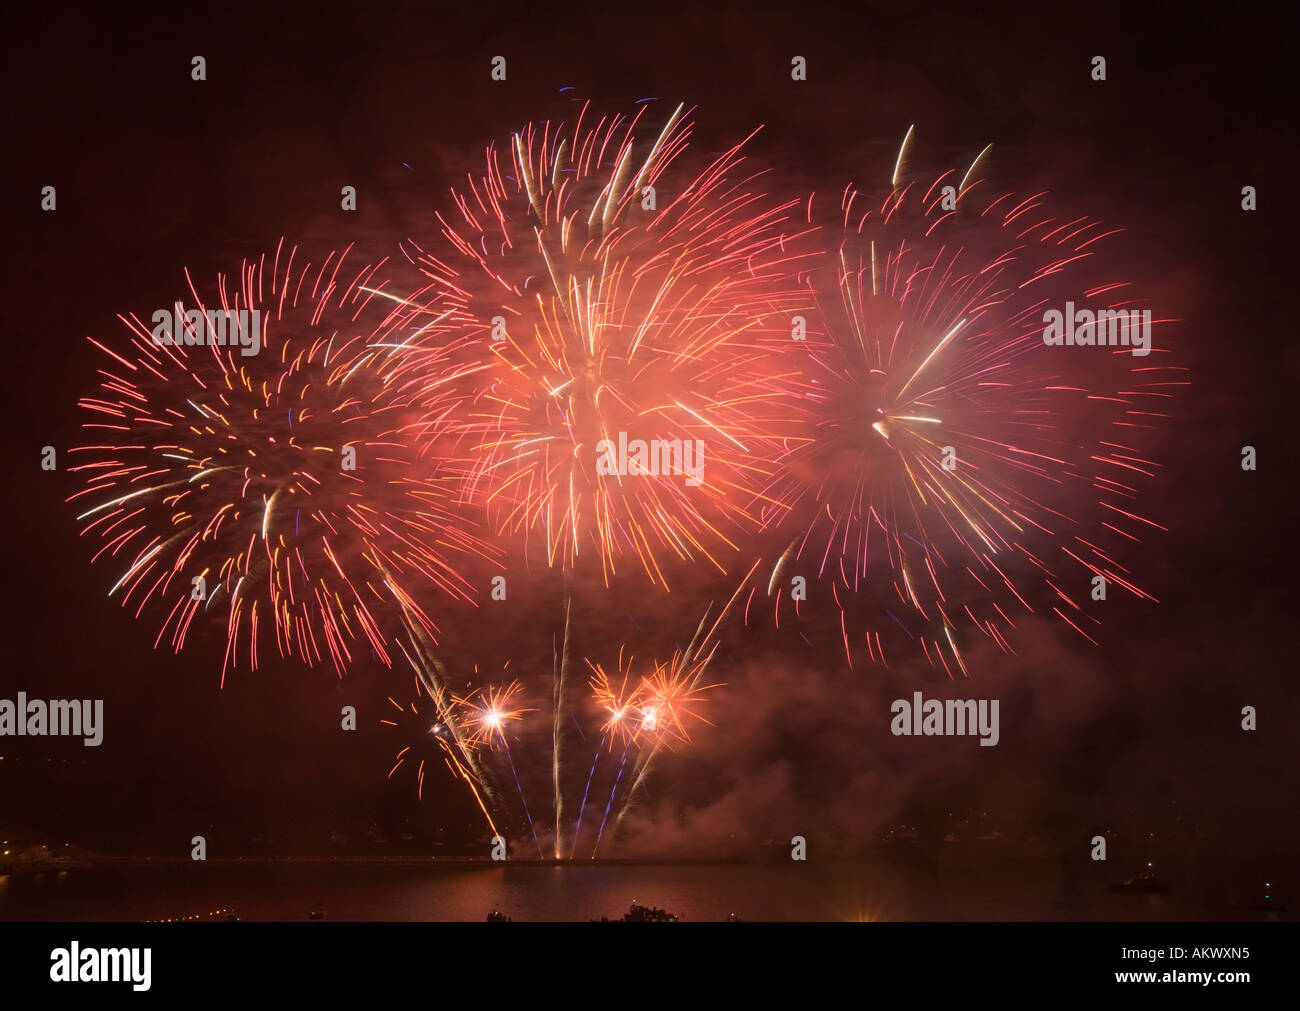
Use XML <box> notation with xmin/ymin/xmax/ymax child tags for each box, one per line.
<box><xmin>1</xmin><ymin>1</ymin><xmax>1295</xmax><ymax>870</ymax></box>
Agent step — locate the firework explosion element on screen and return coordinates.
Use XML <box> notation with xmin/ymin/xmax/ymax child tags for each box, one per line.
<box><xmin>381</xmin><ymin>651</ymin><xmax>533</xmax><ymax>842</ymax></box>
<box><xmin>395</xmin><ymin>101</ymin><xmax>813</xmax><ymax>587</ymax></box>
<box><xmin>588</xmin><ymin>648</ymin><xmax>718</xmax><ymax>752</ymax></box>
<box><xmin>69</xmin><ymin>242</ymin><xmax>496</xmax><ymax>683</ymax></box>
<box><xmin>751</xmin><ymin>133</ymin><xmax>1184</xmax><ymax>671</ymax></box>
<box><xmin>68</xmin><ymin>108</ymin><xmax>1175</xmax><ymax>857</ymax></box>
<box><xmin>383</xmin><ymin>576</ymin><xmax>742</xmax><ymax>858</ymax></box>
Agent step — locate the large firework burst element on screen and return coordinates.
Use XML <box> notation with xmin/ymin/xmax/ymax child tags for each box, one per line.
<box><xmin>396</xmin><ymin>102</ymin><xmax>813</xmax><ymax>586</ymax></box>
<box><xmin>69</xmin><ymin>242</ymin><xmax>496</xmax><ymax>682</ymax></box>
<box><xmin>756</xmin><ymin>136</ymin><xmax>1185</xmax><ymax>670</ymax></box>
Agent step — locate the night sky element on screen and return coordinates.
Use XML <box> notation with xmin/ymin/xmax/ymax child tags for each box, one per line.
<box><xmin>1</xmin><ymin>0</ymin><xmax>1295</xmax><ymax>885</ymax></box>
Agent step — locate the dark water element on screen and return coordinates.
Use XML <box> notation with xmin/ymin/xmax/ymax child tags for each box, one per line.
<box><xmin>0</xmin><ymin>861</ymin><xmax>1280</xmax><ymax>922</ymax></box>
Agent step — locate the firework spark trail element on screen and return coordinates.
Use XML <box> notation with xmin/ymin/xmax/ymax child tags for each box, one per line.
<box><xmin>754</xmin><ymin>133</ymin><xmax>1183</xmax><ymax>669</ymax></box>
<box><xmin>390</xmin><ymin>590</ymin><xmax>496</xmax><ymax>802</ymax></box>
<box><xmin>552</xmin><ymin>597</ymin><xmax>571</xmax><ymax>859</ymax></box>
<box><xmin>383</xmin><ymin>658</ymin><xmax>499</xmax><ymax>839</ymax></box>
<box><xmin>593</xmin><ymin>739</ymin><xmax>633</xmax><ymax>856</ymax></box>
<box><xmin>70</xmin><ymin>242</ymin><xmax>496</xmax><ymax>683</ymax></box>
<box><xmin>569</xmin><ymin>730</ymin><xmax>608</xmax><ymax>859</ymax></box>
<box><xmin>385</xmin><ymin>630</ymin><xmax>561</xmax><ymax>844</ymax></box>
<box><xmin>496</xmin><ymin>734</ymin><xmax>543</xmax><ymax>857</ymax></box>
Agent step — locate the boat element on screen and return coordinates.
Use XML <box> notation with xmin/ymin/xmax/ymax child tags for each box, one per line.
<box><xmin>1110</xmin><ymin>871</ymin><xmax>1169</xmax><ymax>894</ymax></box>
<box><xmin>309</xmin><ymin>902</ymin><xmax>328</xmax><ymax>920</ymax></box>
<box><xmin>621</xmin><ymin>902</ymin><xmax>678</xmax><ymax>922</ymax></box>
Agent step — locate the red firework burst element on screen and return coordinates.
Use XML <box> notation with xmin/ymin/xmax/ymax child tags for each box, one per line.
<box><xmin>755</xmin><ymin>138</ymin><xmax>1186</xmax><ymax>670</ymax></box>
<box><xmin>69</xmin><ymin>241</ymin><xmax>497</xmax><ymax>682</ymax></box>
<box><xmin>393</xmin><ymin>102</ymin><xmax>814</xmax><ymax>586</ymax></box>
